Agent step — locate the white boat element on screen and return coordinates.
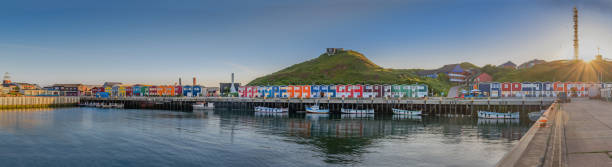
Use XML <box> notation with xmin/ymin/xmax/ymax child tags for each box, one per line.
<box><xmin>254</xmin><ymin>112</ymin><xmax>288</xmax><ymax>117</ymax></box>
<box><xmin>477</xmin><ymin>111</ymin><xmax>519</xmax><ymax>119</ymax></box>
<box><xmin>392</xmin><ymin>114</ymin><xmax>422</xmax><ymax>120</ymax></box>
<box><xmin>392</xmin><ymin>108</ymin><xmax>422</xmax><ymax>115</ymax></box>
<box><xmin>341</xmin><ymin>108</ymin><xmax>374</xmax><ymax>114</ymax></box>
<box><xmin>341</xmin><ymin>113</ymin><xmax>374</xmax><ymax>119</ymax></box>
<box><xmin>102</xmin><ymin>104</ymin><xmax>112</xmax><ymax>108</ymax></box>
<box><xmin>193</xmin><ymin>102</ymin><xmax>215</xmax><ymax>110</ymax></box>
<box><xmin>111</xmin><ymin>103</ymin><xmax>124</xmax><ymax>109</ymax></box>
<box><xmin>528</xmin><ymin>110</ymin><xmax>546</xmax><ymax>121</ymax></box>
<box><xmin>254</xmin><ymin>106</ymin><xmax>288</xmax><ymax>113</ymax></box>
<box><xmin>305</xmin><ymin>105</ymin><xmax>329</xmax><ymax>114</ymax></box>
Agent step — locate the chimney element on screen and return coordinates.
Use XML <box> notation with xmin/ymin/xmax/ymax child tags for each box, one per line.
<box><xmin>179</xmin><ymin>78</ymin><xmax>182</xmax><ymax>86</ymax></box>
<box><xmin>193</xmin><ymin>77</ymin><xmax>196</xmax><ymax>86</ymax></box>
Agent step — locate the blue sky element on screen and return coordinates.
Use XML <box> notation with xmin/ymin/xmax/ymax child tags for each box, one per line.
<box><xmin>1</xmin><ymin>0</ymin><xmax>612</xmax><ymax>86</ymax></box>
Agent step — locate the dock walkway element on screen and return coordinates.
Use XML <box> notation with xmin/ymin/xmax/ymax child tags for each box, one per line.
<box><xmin>497</xmin><ymin>99</ymin><xmax>612</xmax><ymax>167</ymax></box>
<box><xmin>563</xmin><ymin>99</ymin><xmax>612</xmax><ymax>166</ymax></box>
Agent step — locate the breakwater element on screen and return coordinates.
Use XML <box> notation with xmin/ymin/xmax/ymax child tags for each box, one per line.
<box><xmin>0</xmin><ymin>97</ymin><xmax>79</xmax><ymax>109</ymax></box>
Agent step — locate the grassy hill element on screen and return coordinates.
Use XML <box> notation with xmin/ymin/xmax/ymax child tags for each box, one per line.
<box><xmin>492</xmin><ymin>60</ymin><xmax>612</xmax><ymax>82</ymax></box>
<box><xmin>247</xmin><ymin>49</ymin><xmax>612</xmax><ymax>96</ymax></box>
<box><xmin>248</xmin><ymin>50</ymin><xmax>451</xmax><ymax>95</ymax></box>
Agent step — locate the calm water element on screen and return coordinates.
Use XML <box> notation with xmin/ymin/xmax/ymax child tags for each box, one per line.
<box><xmin>0</xmin><ymin>107</ymin><xmax>534</xmax><ymax>167</ymax></box>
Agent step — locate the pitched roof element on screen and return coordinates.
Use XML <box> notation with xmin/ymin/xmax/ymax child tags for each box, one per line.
<box><xmin>499</xmin><ymin>61</ymin><xmax>517</xmax><ymax>67</ymax></box>
<box><xmin>416</xmin><ymin>64</ymin><xmax>464</xmax><ymax>75</ymax></box>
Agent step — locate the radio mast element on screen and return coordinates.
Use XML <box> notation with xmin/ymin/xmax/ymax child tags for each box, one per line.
<box><xmin>573</xmin><ymin>6</ymin><xmax>579</xmax><ymax>60</ymax></box>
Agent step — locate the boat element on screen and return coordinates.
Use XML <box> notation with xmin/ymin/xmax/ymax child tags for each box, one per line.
<box><xmin>102</xmin><ymin>104</ymin><xmax>112</xmax><ymax>108</ymax></box>
<box><xmin>193</xmin><ymin>102</ymin><xmax>215</xmax><ymax>110</ymax></box>
<box><xmin>254</xmin><ymin>106</ymin><xmax>288</xmax><ymax>113</ymax></box>
<box><xmin>305</xmin><ymin>105</ymin><xmax>329</xmax><ymax>114</ymax></box>
<box><xmin>341</xmin><ymin>113</ymin><xmax>374</xmax><ymax>119</ymax></box>
<box><xmin>341</xmin><ymin>108</ymin><xmax>374</xmax><ymax>114</ymax></box>
<box><xmin>392</xmin><ymin>114</ymin><xmax>422</xmax><ymax>120</ymax></box>
<box><xmin>111</xmin><ymin>103</ymin><xmax>124</xmax><ymax>109</ymax></box>
<box><xmin>528</xmin><ymin>110</ymin><xmax>546</xmax><ymax>121</ymax></box>
<box><xmin>477</xmin><ymin>111</ymin><xmax>519</xmax><ymax>119</ymax></box>
<box><xmin>254</xmin><ymin>111</ymin><xmax>288</xmax><ymax>117</ymax></box>
<box><xmin>392</xmin><ymin>108</ymin><xmax>422</xmax><ymax>115</ymax></box>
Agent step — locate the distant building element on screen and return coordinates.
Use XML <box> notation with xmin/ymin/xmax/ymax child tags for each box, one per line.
<box><xmin>518</xmin><ymin>59</ymin><xmax>546</xmax><ymax>69</ymax></box>
<box><xmin>51</xmin><ymin>84</ymin><xmax>87</xmax><ymax>96</ymax></box>
<box><xmin>103</xmin><ymin>82</ymin><xmax>122</xmax><ymax>88</ymax></box>
<box><xmin>2</xmin><ymin>72</ymin><xmax>11</xmax><ymax>86</ymax></box>
<box><xmin>219</xmin><ymin>83</ymin><xmax>240</xmax><ymax>96</ymax></box>
<box><xmin>417</xmin><ymin>64</ymin><xmax>468</xmax><ymax>83</ymax></box>
<box><xmin>42</xmin><ymin>87</ymin><xmax>61</xmax><ymax>96</ymax></box>
<box><xmin>473</xmin><ymin>73</ymin><xmax>493</xmax><ymax>83</ymax></box>
<box><xmin>499</xmin><ymin>61</ymin><xmax>517</xmax><ymax>69</ymax></box>
<box><xmin>326</xmin><ymin>48</ymin><xmax>344</xmax><ymax>55</ymax></box>
<box><xmin>0</xmin><ymin>86</ymin><xmax>9</xmax><ymax>96</ymax></box>
<box><xmin>205</xmin><ymin>87</ymin><xmax>220</xmax><ymax>97</ymax></box>
<box><xmin>595</xmin><ymin>48</ymin><xmax>603</xmax><ymax>61</ymax></box>
<box><xmin>13</xmin><ymin>82</ymin><xmax>40</xmax><ymax>90</ymax></box>
<box><xmin>21</xmin><ymin>89</ymin><xmax>46</xmax><ymax>96</ymax></box>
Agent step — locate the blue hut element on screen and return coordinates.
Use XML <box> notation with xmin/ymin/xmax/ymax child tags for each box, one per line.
<box><xmin>192</xmin><ymin>86</ymin><xmax>202</xmax><ymax>97</ymax></box>
<box><xmin>182</xmin><ymin>85</ymin><xmax>193</xmax><ymax>97</ymax></box>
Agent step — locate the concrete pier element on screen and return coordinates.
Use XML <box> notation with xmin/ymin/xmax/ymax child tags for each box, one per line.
<box><xmin>497</xmin><ymin>99</ymin><xmax>612</xmax><ymax>167</ymax></box>
<box><xmin>0</xmin><ymin>97</ymin><xmax>79</xmax><ymax>109</ymax></box>
<box><xmin>80</xmin><ymin>97</ymin><xmax>554</xmax><ymax>114</ymax></box>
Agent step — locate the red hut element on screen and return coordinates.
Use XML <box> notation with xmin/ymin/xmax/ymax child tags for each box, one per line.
<box><xmin>345</xmin><ymin>85</ymin><xmax>353</xmax><ymax>98</ymax></box>
<box><xmin>501</xmin><ymin>82</ymin><xmax>511</xmax><ymax>97</ymax></box>
<box><xmin>511</xmin><ymin>82</ymin><xmax>522</xmax><ymax>96</ymax></box>
<box><xmin>126</xmin><ymin>86</ymin><xmax>133</xmax><ymax>96</ymax></box>
<box><xmin>174</xmin><ymin>86</ymin><xmax>183</xmax><ymax>96</ymax></box>
<box><xmin>352</xmin><ymin>85</ymin><xmax>363</xmax><ymax>98</ymax></box>
<box><xmin>336</xmin><ymin>85</ymin><xmax>346</xmax><ymax>98</ymax></box>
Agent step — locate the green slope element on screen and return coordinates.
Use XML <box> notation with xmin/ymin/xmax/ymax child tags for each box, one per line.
<box><xmin>494</xmin><ymin>60</ymin><xmax>612</xmax><ymax>82</ymax></box>
<box><xmin>248</xmin><ymin>50</ymin><xmax>450</xmax><ymax>95</ymax></box>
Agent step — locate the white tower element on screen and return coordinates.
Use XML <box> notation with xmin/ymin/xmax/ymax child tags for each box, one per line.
<box><xmin>230</xmin><ymin>73</ymin><xmax>237</xmax><ymax>93</ymax></box>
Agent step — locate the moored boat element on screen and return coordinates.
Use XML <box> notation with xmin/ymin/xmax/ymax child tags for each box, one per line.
<box><xmin>305</xmin><ymin>105</ymin><xmax>329</xmax><ymax>114</ymax></box>
<box><xmin>392</xmin><ymin>108</ymin><xmax>421</xmax><ymax>115</ymax></box>
<box><xmin>528</xmin><ymin>110</ymin><xmax>546</xmax><ymax>121</ymax></box>
<box><xmin>102</xmin><ymin>104</ymin><xmax>112</xmax><ymax>108</ymax></box>
<box><xmin>477</xmin><ymin>111</ymin><xmax>519</xmax><ymax>119</ymax></box>
<box><xmin>254</xmin><ymin>106</ymin><xmax>288</xmax><ymax>113</ymax></box>
<box><xmin>193</xmin><ymin>102</ymin><xmax>215</xmax><ymax>110</ymax></box>
<box><xmin>341</xmin><ymin>108</ymin><xmax>374</xmax><ymax>114</ymax></box>
<box><xmin>111</xmin><ymin>103</ymin><xmax>124</xmax><ymax>109</ymax></box>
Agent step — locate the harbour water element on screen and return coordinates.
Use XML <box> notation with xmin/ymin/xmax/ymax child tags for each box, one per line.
<box><xmin>0</xmin><ymin>107</ymin><xmax>535</xmax><ymax>166</ymax></box>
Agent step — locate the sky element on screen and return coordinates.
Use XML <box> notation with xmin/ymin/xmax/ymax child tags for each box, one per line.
<box><xmin>1</xmin><ymin>0</ymin><xmax>612</xmax><ymax>87</ymax></box>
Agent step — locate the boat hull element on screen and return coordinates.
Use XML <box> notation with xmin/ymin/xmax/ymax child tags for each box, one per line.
<box><xmin>392</xmin><ymin>108</ymin><xmax>422</xmax><ymax>115</ymax></box>
<box><xmin>305</xmin><ymin>105</ymin><xmax>329</xmax><ymax>114</ymax></box>
<box><xmin>477</xmin><ymin>111</ymin><xmax>519</xmax><ymax>119</ymax></box>
<box><xmin>254</xmin><ymin>106</ymin><xmax>288</xmax><ymax>113</ymax></box>
<box><xmin>341</xmin><ymin>108</ymin><xmax>374</xmax><ymax>114</ymax></box>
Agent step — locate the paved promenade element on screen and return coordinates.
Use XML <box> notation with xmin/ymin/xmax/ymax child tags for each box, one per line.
<box><xmin>497</xmin><ymin>99</ymin><xmax>612</xmax><ymax>167</ymax></box>
<box><xmin>563</xmin><ymin>99</ymin><xmax>612</xmax><ymax>166</ymax></box>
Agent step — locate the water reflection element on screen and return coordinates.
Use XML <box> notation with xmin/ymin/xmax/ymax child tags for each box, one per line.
<box><xmin>213</xmin><ymin>110</ymin><xmax>533</xmax><ymax>164</ymax></box>
<box><xmin>0</xmin><ymin>108</ymin><xmax>535</xmax><ymax>167</ymax></box>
